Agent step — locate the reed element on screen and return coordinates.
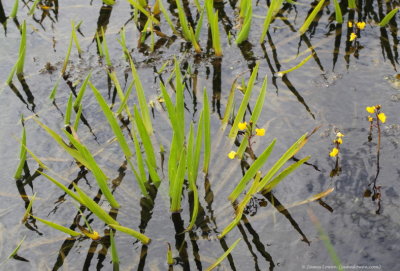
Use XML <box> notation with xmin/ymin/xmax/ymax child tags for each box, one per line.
<box><xmin>332</xmin><ymin>0</ymin><xmax>343</xmax><ymax>23</ymax></box>
<box><xmin>206</xmin><ymin>0</ymin><xmax>223</xmax><ymax>56</ymax></box>
<box><xmin>236</xmin><ymin>0</ymin><xmax>252</xmax><ymax>44</ymax></box>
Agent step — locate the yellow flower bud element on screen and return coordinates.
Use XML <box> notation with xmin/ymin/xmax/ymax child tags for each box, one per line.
<box><xmin>348</xmin><ymin>22</ymin><xmax>353</xmax><ymax>27</ymax></box>
<box><xmin>350</xmin><ymin>33</ymin><xmax>357</xmax><ymax>41</ymax></box>
<box><xmin>228</xmin><ymin>151</ymin><xmax>236</xmax><ymax>159</ymax></box>
<box><xmin>336</xmin><ymin>138</ymin><xmax>343</xmax><ymax>144</ymax></box>
<box><xmin>329</xmin><ymin>147</ymin><xmax>339</xmax><ymax>157</ymax></box>
<box><xmin>255</xmin><ymin>128</ymin><xmax>265</xmax><ymax>136</ymax></box>
<box><xmin>368</xmin><ymin>116</ymin><xmax>373</xmax><ymax>122</ymax></box>
<box><xmin>366</xmin><ymin>106</ymin><xmax>375</xmax><ymax>114</ymax></box>
<box><xmin>238</xmin><ymin>122</ymin><xmax>247</xmax><ymax>130</ymax></box>
<box><xmin>86</xmin><ymin>231</ymin><xmax>101</xmax><ymax>240</ymax></box>
<box><xmin>336</xmin><ymin>132</ymin><xmax>344</xmax><ymax>138</ymax></box>
<box><xmin>377</xmin><ymin>112</ymin><xmax>386</xmax><ymax>123</ymax></box>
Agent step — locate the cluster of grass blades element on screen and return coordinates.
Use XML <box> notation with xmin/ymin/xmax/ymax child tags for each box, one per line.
<box><xmin>8</xmin><ymin>9</ymin><xmax>343</xmax><ymax>268</ymax></box>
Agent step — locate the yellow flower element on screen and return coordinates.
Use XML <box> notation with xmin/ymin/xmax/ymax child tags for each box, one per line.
<box><xmin>366</xmin><ymin>106</ymin><xmax>375</xmax><ymax>114</ymax></box>
<box><xmin>368</xmin><ymin>116</ymin><xmax>373</xmax><ymax>122</ymax></box>
<box><xmin>336</xmin><ymin>138</ymin><xmax>343</xmax><ymax>144</ymax></box>
<box><xmin>377</xmin><ymin>112</ymin><xmax>386</xmax><ymax>123</ymax></box>
<box><xmin>336</xmin><ymin>132</ymin><xmax>344</xmax><ymax>138</ymax></box>
<box><xmin>238</xmin><ymin>122</ymin><xmax>247</xmax><ymax>130</ymax></box>
<box><xmin>356</xmin><ymin>22</ymin><xmax>366</xmax><ymax>30</ymax></box>
<box><xmin>255</xmin><ymin>128</ymin><xmax>265</xmax><ymax>136</ymax></box>
<box><xmin>228</xmin><ymin>151</ymin><xmax>236</xmax><ymax>159</ymax></box>
<box><xmin>350</xmin><ymin>33</ymin><xmax>357</xmax><ymax>41</ymax></box>
<box><xmin>329</xmin><ymin>147</ymin><xmax>339</xmax><ymax>157</ymax></box>
<box><xmin>348</xmin><ymin>22</ymin><xmax>353</xmax><ymax>27</ymax></box>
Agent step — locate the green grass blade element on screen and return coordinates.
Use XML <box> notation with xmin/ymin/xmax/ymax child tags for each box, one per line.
<box><xmin>49</xmin><ymin>78</ymin><xmax>60</xmax><ymax>101</ymax></box>
<box><xmin>170</xmin><ymin>147</ymin><xmax>187</xmax><ymax>212</ymax></box>
<box><xmin>116</xmin><ymin>81</ymin><xmax>134</xmax><ymax>115</ymax></box>
<box><xmin>95</xmin><ymin>32</ymin><xmax>104</xmax><ymax>57</ymax></box>
<box><xmin>71</xmin><ymin>21</ymin><xmax>82</xmax><ymax>56</ymax></box>
<box><xmin>333</xmin><ymin>0</ymin><xmax>343</xmax><ymax>24</ymax></box>
<box><xmin>32</xmin><ymin>215</ymin><xmax>81</xmax><ymax>237</ymax></box>
<box><xmin>133</xmin><ymin>106</ymin><xmax>157</xmax><ymax>169</ymax></box>
<box><xmin>308</xmin><ymin>210</ymin><xmax>343</xmax><ymax>271</ymax></box>
<box><xmin>28</xmin><ymin>0</ymin><xmax>41</xmax><ymax>15</ymax></box>
<box><xmin>109</xmin><ymin>224</ymin><xmax>151</xmax><ymax>244</ymax></box>
<box><xmin>73</xmin><ymin>71</ymin><xmax>92</xmax><ymax>111</ymax></box>
<box><xmin>379</xmin><ymin>8</ymin><xmax>399</xmax><ymax>27</ymax></box>
<box><xmin>9</xmin><ymin>0</ymin><xmax>19</xmax><ymax>19</ymax></box>
<box><xmin>348</xmin><ymin>0</ymin><xmax>356</xmax><ymax>9</ymax></box>
<box><xmin>14</xmin><ymin>123</ymin><xmax>26</xmax><ymax>180</ymax></box>
<box><xmin>261</xmin><ymin>156</ymin><xmax>310</xmax><ymax>193</ymax></box>
<box><xmin>228</xmin><ymin>139</ymin><xmax>276</xmax><ymax>202</ymax></box>
<box><xmin>64</xmin><ymin>93</ymin><xmax>73</xmax><ymax>126</ymax></box>
<box><xmin>131</xmin><ymin>127</ymin><xmax>148</xmax><ymax>190</ymax></box>
<box><xmin>195</xmin><ymin>6</ymin><xmax>205</xmax><ymax>41</ymax></box>
<box><xmin>16</xmin><ymin>21</ymin><xmax>26</xmax><ymax>75</ymax></box>
<box><xmin>19</xmin><ymin>142</ymin><xmax>48</xmax><ymax>170</ymax></box>
<box><xmin>64</xmin><ymin>131</ymin><xmax>121</xmax><ymax>208</ymax></box>
<box><xmin>276</xmin><ymin>53</ymin><xmax>314</xmax><ymax>76</ymax></box>
<box><xmin>21</xmin><ymin>193</ymin><xmax>36</xmax><ymax>223</ymax></box>
<box><xmin>101</xmin><ymin>27</ymin><xmax>112</xmax><ymax>67</ymax></box>
<box><xmin>158</xmin><ymin>0</ymin><xmax>178</xmax><ymax>35</ymax></box>
<box><xmin>129</xmin><ymin>56</ymin><xmax>153</xmax><ymax>135</ymax></box>
<box><xmin>127</xmin><ymin>0</ymin><xmax>160</xmax><ymax>24</ymax></box>
<box><xmin>250</xmin><ymin>75</ymin><xmax>268</xmax><ymax>124</ymax></box>
<box><xmin>167</xmin><ymin>243</ymin><xmax>174</xmax><ymax>265</ymax></box>
<box><xmin>203</xmin><ymin>90</ymin><xmax>211</xmax><ymax>173</ymax></box>
<box><xmin>259</xmin><ymin>0</ymin><xmax>284</xmax><ymax>43</ymax></box>
<box><xmin>257</xmin><ymin>133</ymin><xmax>308</xmax><ymax>192</ymax></box>
<box><xmin>73</xmin><ymin>183</ymin><xmax>120</xmax><ymax>224</ymax></box>
<box><xmin>6</xmin><ymin>61</ymin><xmax>17</xmax><ymax>85</ymax></box>
<box><xmin>38</xmin><ymin>171</ymin><xmax>85</xmax><ymax>205</ymax></box>
<box><xmin>236</xmin><ymin>136</ymin><xmax>249</xmax><ymax>159</ymax></box>
<box><xmin>61</xmin><ymin>31</ymin><xmax>73</xmax><ymax>75</ymax></box>
<box><xmin>299</xmin><ymin>0</ymin><xmax>326</xmax><ymax>35</ymax></box>
<box><xmin>89</xmin><ymin>81</ymin><xmax>132</xmax><ymax>159</ymax></box>
<box><xmin>236</xmin><ymin>3</ymin><xmax>252</xmax><ymax>44</ymax></box>
<box><xmin>110</xmin><ymin>230</ymin><xmax>120</xmax><ymax>271</ymax></box>
<box><xmin>101</xmin><ymin>0</ymin><xmax>116</xmax><ymax>5</ymax></box>
<box><xmin>7</xmin><ymin>236</ymin><xmax>26</xmax><ymax>259</ymax></box>
<box><xmin>229</xmin><ymin>62</ymin><xmax>260</xmax><ymax>138</ymax></box>
<box><xmin>205</xmin><ymin>238</ymin><xmax>241</xmax><ymax>271</ymax></box>
<box><xmin>73</xmin><ymin>104</ymin><xmax>83</xmax><ymax>132</ymax></box>
<box><xmin>174</xmin><ymin>59</ymin><xmax>185</xmax><ymax>139</ymax></box>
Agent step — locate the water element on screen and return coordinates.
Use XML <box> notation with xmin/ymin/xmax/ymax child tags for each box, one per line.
<box><xmin>0</xmin><ymin>0</ymin><xmax>399</xmax><ymax>270</ymax></box>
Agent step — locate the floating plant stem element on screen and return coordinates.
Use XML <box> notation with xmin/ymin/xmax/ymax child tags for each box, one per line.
<box><xmin>379</xmin><ymin>8</ymin><xmax>399</xmax><ymax>27</ymax></box>
<box><xmin>109</xmin><ymin>224</ymin><xmax>151</xmax><ymax>244</ymax></box>
<box><xmin>299</xmin><ymin>0</ymin><xmax>326</xmax><ymax>35</ymax></box>
<box><xmin>205</xmin><ymin>238</ymin><xmax>241</xmax><ymax>271</ymax></box>
<box><xmin>275</xmin><ymin>52</ymin><xmax>314</xmax><ymax>77</ymax></box>
<box><xmin>14</xmin><ymin>119</ymin><xmax>26</xmax><ymax>180</ymax></box>
<box><xmin>332</xmin><ymin>0</ymin><xmax>343</xmax><ymax>24</ymax></box>
<box><xmin>31</xmin><ymin>215</ymin><xmax>82</xmax><ymax>237</ymax></box>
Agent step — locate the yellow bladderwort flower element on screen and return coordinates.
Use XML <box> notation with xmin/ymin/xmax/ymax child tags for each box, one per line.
<box><xmin>255</xmin><ymin>128</ymin><xmax>265</xmax><ymax>136</ymax></box>
<box><xmin>336</xmin><ymin>138</ymin><xmax>343</xmax><ymax>144</ymax></box>
<box><xmin>228</xmin><ymin>151</ymin><xmax>236</xmax><ymax>159</ymax></box>
<box><xmin>377</xmin><ymin>112</ymin><xmax>386</xmax><ymax>123</ymax></box>
<box><xmin>368</xmin><ymin>116</ymin><xmax>373</xmax><ymax>122</ymax></box>
<box><xmin>329</xmin><ymin>147</ymin><xmax>339</xmax><ymax>157</ymax></box>
<box><xmin>238</xmin><ymin>122</ymin><xmax>247</xmax><ymax>130</ymax></box>
<box><xmin>356</xmin><ymin>22</ymin><xmax>366</xmax><ymax>30</ymax></box>
<box><xmin>350</xmin><ymin>33</ymin><xmax>357</xmax><ymax>41</ymax></box>
<box><xmin>348</xmin><ymin>22</ymin><xmax>353</xmax><ymax>27</ymax></box>
<box><xmin>366</xmin><ymin>106</ymin><xmax>375</xmax><ymax>114</ymax></box>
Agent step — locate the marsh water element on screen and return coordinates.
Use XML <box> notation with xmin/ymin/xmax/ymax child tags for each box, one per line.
<box><xmin>1</xmin><ymin>0</ymin><xmax>400</xmax><ymax>270</ymax></box>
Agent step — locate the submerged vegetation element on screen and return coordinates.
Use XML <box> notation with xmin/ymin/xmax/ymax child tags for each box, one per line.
<box><xmin>1</xmin><ymin>0</ymin><xmax>399</xmax><ymax>270</ymax></box>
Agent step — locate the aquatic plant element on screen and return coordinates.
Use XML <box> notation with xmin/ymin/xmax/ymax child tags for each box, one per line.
<box><xmin>206</xmin><ymin>0</ymin><xmax>222</xmax><ymax>56</ymax></box>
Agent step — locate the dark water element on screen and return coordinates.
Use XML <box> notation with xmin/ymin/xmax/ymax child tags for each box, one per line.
<box><xmin>0</xmin><ymin>0</ymin><xmax>399</xmax><ymax>270</ymax></box>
